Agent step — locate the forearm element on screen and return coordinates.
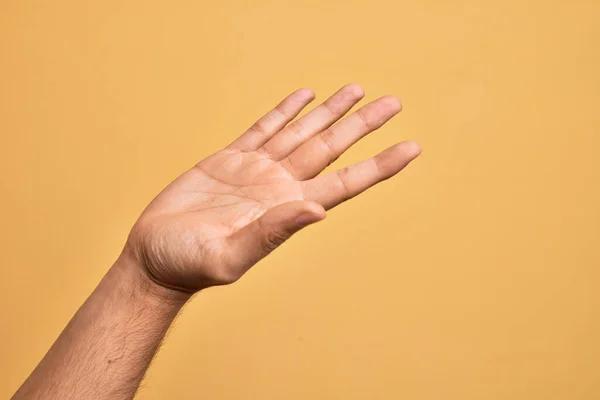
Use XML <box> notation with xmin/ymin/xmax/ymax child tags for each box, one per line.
<box><xmin>12</xmin><ymin>255</ymin><xmax>191</xmax><ymax>400</ymax></box>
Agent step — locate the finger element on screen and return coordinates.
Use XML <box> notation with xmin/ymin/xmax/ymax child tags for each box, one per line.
<box><xmin>227</xmin><ymin>88</ymin><xmax>316</xmax><ymax>152</ymax></box>
<box><xmin>282</xmin><ymin>95</ymin><xmax>402</xmax><ymax>180</ymax></box>
<box><xmin>224</xmin><ymin>200</ymin><xmax>326</xmax><ymax>276</ymax></box>
<box><xmin>261</xmin><ymin>83</ymin><xmax>365</xmax><ymax>160</ymax></box>
<box><xmin>302</xmin><ymin>141</ymin><xmax>421</xmax><ymax>210</ymax></box>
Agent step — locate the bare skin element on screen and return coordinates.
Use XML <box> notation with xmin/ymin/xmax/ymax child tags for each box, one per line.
<box><xmin>11</xmin><ymin>84</ymin><xmax>421</xmax><ymax>399</ymax></box>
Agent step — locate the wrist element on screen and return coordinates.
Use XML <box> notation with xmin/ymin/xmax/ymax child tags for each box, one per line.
<box><xmin>112</xmin><ymin>252</ymin><xmax>193</xmax><ymax>308</ymax></box>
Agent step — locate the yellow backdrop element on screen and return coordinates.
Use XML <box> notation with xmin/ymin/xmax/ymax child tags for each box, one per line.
<box><xmin>1</xmin><ymin>1</ymin><xmax>599</xmax><ymax>399</ymax></box>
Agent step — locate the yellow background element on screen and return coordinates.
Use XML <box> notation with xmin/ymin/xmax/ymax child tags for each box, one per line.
<box><xmin>1</xmin><ymin>0</ymin><xmax>599</xmax><ymax>399</ymax></box>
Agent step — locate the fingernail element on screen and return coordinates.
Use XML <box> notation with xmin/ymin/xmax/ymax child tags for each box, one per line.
<box><xmin>296</xmin><ymin>213</ymin><xmax>323</xmax><ymax>227</ymax></box>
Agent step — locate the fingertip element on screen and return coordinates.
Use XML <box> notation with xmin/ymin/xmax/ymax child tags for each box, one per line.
<box><xmin>343</xmin><ymin>83</ymin><xmax>366</xmax><ymax>100</ymax></box>
<box><xmin>381</xmin><ymin>95</ymin><xmax>403</xmax><ymax>113</ymax></box>
<box><xmin>296</xmin><ymin>88</ymin><xmax>316</xmax><ymax>101</ymax></box>
<box><xmin>403</xmin><ymin>140</ymin><xmax>421</xmax><ymax>158</ymax></box>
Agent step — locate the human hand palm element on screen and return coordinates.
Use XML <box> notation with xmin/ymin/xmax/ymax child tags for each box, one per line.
<box><xmin>125</xmin><ymin>84</ymin><xmax>421</xmax><ymax>292</ymax></box>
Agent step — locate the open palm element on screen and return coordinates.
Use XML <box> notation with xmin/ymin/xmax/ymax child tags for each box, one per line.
<box><xmin>125</xmin><ymin>84</ymin><xmax>421</xmax><ymax>292</ymax></box>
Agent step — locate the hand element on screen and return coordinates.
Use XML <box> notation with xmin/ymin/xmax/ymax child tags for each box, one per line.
<box><xmin>123</xmin><ymin>84</ymin><xmax>421</xmax><ymax>293</ymax></box>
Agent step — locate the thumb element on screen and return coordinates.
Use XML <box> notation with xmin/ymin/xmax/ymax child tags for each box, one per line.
<box><xmin>225</xmin><ymin>200</ymin><xmax>326</xmax><ymax>272</ymax></box>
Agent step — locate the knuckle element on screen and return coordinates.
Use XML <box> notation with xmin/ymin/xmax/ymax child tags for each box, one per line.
<box><xmin>252</xmin><ymin>114</ymin><xmax>275</xmax><ymax>136</ymax></box>
<box><xmin>262</xmin><ymin>229</ymin><xmax>288</xmax><ymax>253</ymax></box>
<box><xmin>287</xmin><ymin>120</ymin><xmax>305</xmax><ymax>138</ymax></box>
<box><xmin>322</xmin><ymin>100</ymin><xmax>338</xmax><ymax>117</ymax></box>
<box><xmin>274</xmin><ymin>104</ymin><xmax>289</xmax><ymax>118</ymax></box>
<box><xmin>337</xmin><ymin>168</ymin><xmax>353</xmax><ymax>201</ymax></box>
<box><xmin>323</xmin><ymin>100</ymin><xmax>339</xmax><ymax>118</ymax></box>
<box><xmin>318</xmin><ymin>129</ymin><xmax>337</xmax><ymax>163</ymax></box>
<box><xmin>356</xmin><ymin>108</ymin><xmax>373</xmax><ymax>130</ymax></box>
<box><xmin>281</xmin><ymin>157</ymin><xmax>299</xmax><ymax>177</ymax></box>
<box><xmin>372</xmin><ymin>155</ymin><xmax>384</xmax><ymax>175</ymax></box>
<box><xmin>252</xmin><ymin>121</ymin><xmax>268</xmax><ymax>136</ymax></box>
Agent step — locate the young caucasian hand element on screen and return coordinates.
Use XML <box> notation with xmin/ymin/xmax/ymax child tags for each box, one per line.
<box><xmin>123</xmin><ymin>84</ymin><xmax>421</xmax><ymax>293</ymax></box>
